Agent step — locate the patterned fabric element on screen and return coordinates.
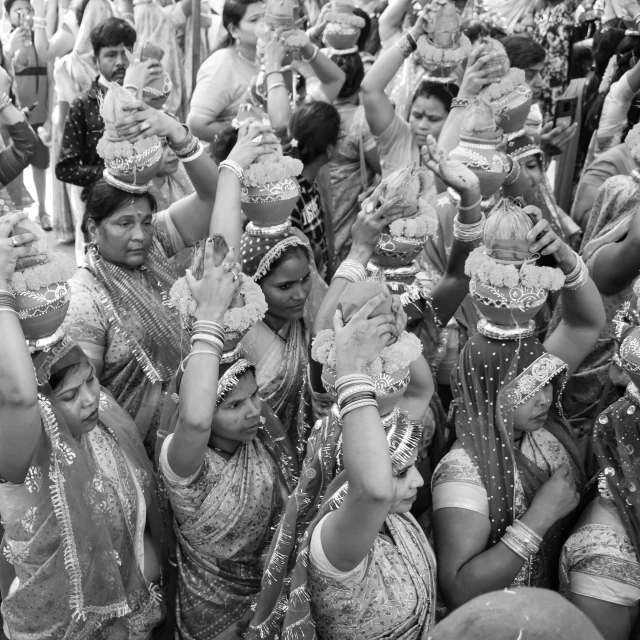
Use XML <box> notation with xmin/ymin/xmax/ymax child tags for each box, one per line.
<box><xmin>65</xmin><ymin>211</ymin><xmax>188</xmax><ymax>453</ymax></box>
<box><xmin>0</xmin><ymin>343</ymin><xmax>165</xmax><ymax>638</ymax></box>
<box><xmin>55</xmin><ymin>80</ymin><xmax>106</xmax><ymax>188</ymax></box>
<box><xmin>551</xmin><ymin>175</ymin><xmax>640</xmax><ymax>421</ymax></box>
<box><xmin>160</xmin><ymin>403</ymin><xmax>295</xmax><ymax>640</ymax></box>
<box><xmin>291</xmin><ymin>177</ymin><xmax>329</xmax><ymax>280</ymax></box>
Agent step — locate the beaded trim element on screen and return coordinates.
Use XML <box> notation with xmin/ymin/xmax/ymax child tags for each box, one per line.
<box><xmin>103</xmin><ymin>170</ymin><xmax>152</xmax><ymax>194</ymax></box>
<box><xmin>251</xmin><ymin>236</ymin><xmax>307</xmax><ymax>282</ymax></box>
<box><xmin>245</xmin><ymin>220</ymin><xmax>291</xmax><ymax>236</ymax></box>
<box><xmin>26</xmin><ymin>325</ymin><xmax>67</xmax><ymax>354</ymax></box>
<box><xmin>477</xmin><ymin>318</ymin><xmax>535</xmax><ymax>340</ymax></box>
<box><xmin>217</xmin><ymin>358</ymin><xmax>253</xmax><ymax>405</ymax></box>
<box><xmin>502</xmin><ymin>353</ymin><xmax>567</xmax><ymax>407</ymax></box>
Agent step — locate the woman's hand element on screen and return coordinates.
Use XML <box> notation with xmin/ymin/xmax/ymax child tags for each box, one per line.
<box><xmin>115</xmin><ymin>99</ymin><xmax>185</xmax><ymax>144</ymax></box>
<box><xmin>350</xmin><ymin>183</ymin><xmax>403</xmax><ymax>254</ymax></box>
<box><xmin>526</xmin><ymin>463</ymin><xmax>580</xmax><ymax>533</ymax></box>
<box><xmin>263</xmin><ymin>30</ymin><xmax>288</xmax><ymax>73</ymax></box>
<box><xmin>186</xmin><ymin>242</ymin><xmax>241</xmax><ymax>322</ymax></box>
<box><xmin>0</xmin><ymin>212</ymin><xmax>40</xmax><ymax>286</ymax></box>
<box><xmin>226</xmin><ymin>119</ymin><xmax>280</xmax><ymax>171</ymax></box>
<box><xmin>458</xmin><ymin>44</ymin><xmax>505</xmax><ymax>98</ymax></box>
<box><xmin>334</xmin><ymin>292</ymin><xmax>397</xmax><ymax>376</ymax></box>
<box><xmin>525</xmin><ymin>211</ymin><xmax>576</xmax><ymax>273</ymax></box>
<box><xmin>408</xmin><ymin>9</ymin><xmax>428</xmax><ymax>42</ymax></box>
<box><xmin>122</xmin><ymin>57</ymin><xmax>163</xmax><ymax>97</ymax></box>
<box><xmin>539</xmin><ymin>121</ymin><xmax>578</xmax><ymax>157</ymax></box>
<box><xmin>390</xmin><ymin>294</ymin><xmax>407</xmax><ymax>338</ymax></box>
<box><xmin>421</xmin><ymin>134</ymin><xmax>480</xmax><ymax>194</ymax></box>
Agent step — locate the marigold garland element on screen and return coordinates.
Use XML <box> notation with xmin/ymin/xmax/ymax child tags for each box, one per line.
<box><xmin>243</xmin><ymin>155</ymin><xmax>304</xmax><ymax>187</ymax></box>
<box><xmin>11</xmin><ymin>252</ymin><xmax>76</xmax><ymax>293</ymax></box>
<box><xmin>96</xmin><ymin>136</ymin><xmax>159</xmax><ymax>161</ymax></box>
<box><xmin>325</xmin><ymin>11</ymin><xmax>365</xmax><ymax>27</ymax></box>
<box><xmin>388</xmin><ymin>202</ymin><xmax>438</xmax><ymax>239</ymax></box>
<box><xmin>479</xmin><ymin>68</ymin><xmax>526</xmax><ymax>102</ymax></box>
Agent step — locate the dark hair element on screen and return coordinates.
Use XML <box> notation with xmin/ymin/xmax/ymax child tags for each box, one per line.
<box><xmin>500</xmin><ymin>35</ymin><xmax>546</xmax><ymax>70</ymax></box>
<box><xmin>218</xmin><ymin>0</ymin><xmax>262</xmax><ymax>49</ymax></box>
<box><xmin>4</xmin><ymin>0</ymin><xmax>24</xmax><ymax>15</ymax></box>
<box><xmin>461</xmin><ymin>19</ymin><xmax>491</xmax><ymax>44</ymax></box>
<box><xmin>409</xmin><ymin>80</ymin><xmax>458</xmax><ymax>113</ymax></box>
<box><xmin>90</xmin><ymin>17</ymin><xmax>136</xmax><ymax>57</ymax></box>
<box><xmin>75</xmin><ymin>0</ymin><xmax>93</xmax><ymax>31</ymax></box>
<box><xmin>593</xmin><ymin>27</ymin><xmax>625</xmax><ymax>78</ymax></box>
<box><xmin>289</xmin><ymin>101</ymin><xmax>341</xmax><ymax>165</ymax></box>
<box><xmin>49</xmin><ymin>362</ymin><xmax>83</xmax><ymax>393</ymax></box>
<box><xmin>81</xmin><ymin>177</ymin><xmax>156</xmax><ymax>237</ymax></box>
<box><xmin>353</xmin><ymin>7</ymin><xmax>371</xmax><ymax>51</ymax></box>
<box><xmin>210</xmin><ymin>125</ymin><xmax>239</xmax><ymax>164</ymax></box>
<box><xmin>257</xmin><ymin>244</ymin><xmax>309</xmax><ymax>283</ymax></box>
<box><xmin>330</xmin><ymin>51</ymin><xmax>365</xmax><ymax>98</ymax></box>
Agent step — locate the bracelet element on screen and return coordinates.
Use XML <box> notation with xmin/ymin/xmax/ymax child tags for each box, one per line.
<box><xmin>267</xmin><ymin>82</ymin><xmax>286</xmax><ymax>93</ymax></box>
<box><xmin>173</xmin><ymin>133</ymin><xmax>200</xmax><ymax>159</ymax></box>
<box><xmin>179</xmin><ymin>143</ymin><xmax>204</xmax><ymax>163</ymax></box>
<box><xmin>512</xmin><ymin>519</ymin><xmax>543</xmax><ymax>548</ymax></box>
<box><xmin>33</xmin><ymin>16</ymin><xmax>47</xmax><ymax>29</ymax></box>
<box><xmin>169</xmin><ymin>125</ymin><xmax>195</xmax><ymax>155</ymax></box>
<box><xmin>300</xmin><ymin>44</ymin><xmax>319</xmax><ymax>63</ymax></box>
<box><xmin>265</xmin><ymin>70</ymin><xmax>284</xmax><ymax>79</ymax></box>
<box><xmin>192</xmin><ymin>334</ymin><xmax>224</xmax><ymax>351</ymax></box>
<box><xmin>453</xmin><ymin>211</ymin><xmax>485</xmax><ymax>243</ymax></box>
<box><xmin>335</xmin><ymin>373</ymin><xmax>374</xmax><ymax>392</ymax></box>
<box><xmin>503</xmin><ymin>159</ymin><xmax>521</xmax><ymax>187</ymax></box>
<box><xmin>450</xmin><ymin>97</ymin><xmax>471</xmax><ymax>109</ymax></box>
<box><xmin>457</xmin><ymin>194</ymin><xmax>482</xmax><ymax>211</ymax></box>
<box><xmin>501</xmin><ymin>520</ymin><xmax>542</xmax><ymax>560</ymax></box>
<box><xmin>0</xmin><ymin>291</ymin><xmax>17</xmax><ymax>312</ymax></box>
<box><xmin>333</xmin><ymin>259</ymin><xmax>368</xmax><ymax>283</ymax></box>
<box><xmin>0</xmin><ymin>307</ymin><xmax>17</xmax><ymax>315</ymax></box>
<box><xmin>340</xmin><ymin>398</ymin><xmax>378</xmax><ymax>420</ymax></box>
<box><xmin>193</xmin><ymin>320</ymin><xmax>225</xmax><ymax>340</ymax></box>
<box><xmin>180</xmin><ymin>349</ymin><xmax>222</xmax><ymax>372</ymax></box>
<box><xmin>500</xmin><ymin>530</ymin><xmax>532</xmax><ymax>562</ymax></box>
<box><xmin>395</xmin><ymin>35</ymin><xmax>416</xmax><ymax>59</ymax></box>
<box><xmin>0</xmin><ymin>93</ymin><xmax>12</xmax><ymax>112</ymax></box>
<box><xmin>338</xmin><ymin>385</ymin><xmax>376</xmax><ymax>409</ymax></box>
<box><xmin>405</xmin><ymin>32</ymin><xmax>417</xmax><ymax>49</ymax></box>
<box><xmin>219</xmin><ymin>159</ymin><xmax>245</xmax><ymax>182</ymax></box>
<box><xmin>562</xmin><ymin>252</ymin><xmax>588</xmax><ymax>291</ymax></box>
<box><xmin>123</xmin><ymin>83</ymin><xmax>139</xmax><ymax>94</ymax></box>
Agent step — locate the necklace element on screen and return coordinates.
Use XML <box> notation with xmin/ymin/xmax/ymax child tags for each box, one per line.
<box><xmin>236</xmin><ymin>46</ymin><xmax>258</xmax><ymax>67</ymax></box>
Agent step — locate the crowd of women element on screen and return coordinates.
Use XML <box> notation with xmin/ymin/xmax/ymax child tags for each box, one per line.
<box><xmin>3</xmin><ymin>0</ymin><xmax>640</xmax><ymax>638</ymax></box>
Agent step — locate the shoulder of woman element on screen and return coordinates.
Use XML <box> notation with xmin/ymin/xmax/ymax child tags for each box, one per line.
<box><xmin>432</xmin><ymin>442</ymin><xmax>482</xmax><ymax>488</ymax></box>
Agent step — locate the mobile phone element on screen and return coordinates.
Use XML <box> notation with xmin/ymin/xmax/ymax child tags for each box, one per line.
<box><xmin>553</xmin><ymin>97</ymin><xmax>578</xmax><ymax>129</ymax></box>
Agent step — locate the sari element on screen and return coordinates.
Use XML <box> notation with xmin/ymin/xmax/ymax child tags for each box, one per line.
<box><xmin>561</xmin><ymin>382</ymin><xmax>640</xmax><ymax>608</ymax></box>
<box><xmin>159</xmin><ymin>397</ymin><xmax>297</xmax><ymax>640</ymax></box>
<box><xmin>1</xmin><ymin>339</ymin><xmax>165</xmax><ymax>639</ymax></box>
<box><xmin>435</xmin><ymin>333</ymin><xmax>585</xmax><ymax>589</ymax></box>
<box><xmin>240</xmin><ymin>224</ymin><xmax>327</xmax><ymax>460</ymax></box>
<box><xmin>65</xmin><ymin>210</ymin><xmax>189</xmax><ymax>457</ymax></box>
<box><xmin>550</xmin><ymin>174</ymin><xmax>640</xmax><ymax>422</ymax></box>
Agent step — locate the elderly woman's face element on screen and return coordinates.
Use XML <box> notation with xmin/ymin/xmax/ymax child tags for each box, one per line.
<box><xmin>86</xmin><ymin>196</ymin><xmax>154</xmax><ymax>269</ymax></box>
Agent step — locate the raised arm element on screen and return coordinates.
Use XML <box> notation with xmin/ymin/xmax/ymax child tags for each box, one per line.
<box><xmin>167</xmin><ymin>242</ymin><xmax>241</xmax><ymax>478</ymax></box>
<box><xmin>0</xmin><ymin>212</ymin><xmax>45</xmax><ymax>484</ymax></box>
<box><xmin>319</xmin><ymin>293</ymin><xmax>400</xmax><ymax>571</ymax></box>
<box><xmin>31</xmin><ymin>0</ymin><xmax>75</xmax><ymax>61</ymax></box>
<box><xmin>299</xmin><ymin>38</ymin><xmax>345</xmax><ymax>104</ymax></box>
<box><xmin>378</xmin><ymin>0</ymin><xmax>410</xmax><ymax>43</ymax></box>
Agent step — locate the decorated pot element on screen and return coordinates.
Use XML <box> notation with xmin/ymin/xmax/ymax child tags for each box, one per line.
<box><xmin>620</xmin><ymin>327</ymin><xmax>640</xmax><ymax>387</ymax></box>
<box><xmin>373</xmin><ymin>233</ymin><xmax>425</xmax><ymax>268</ymax></box>
<box><xmin>104</xmin><ymin>137</ymin><xmax>164</xmax><ymax>186</ymax></box>
<box><xmin>470</xmin><ymin>278</ymin><xmax>547</xmax><ymax>326</ymax></box>
<box><xmin>491</xmin><ymin>85</ymin><xmax>533</xmax><ymax>134</ymax></box>
<box><xmin>323</xmin><ymin>23</ymin><xmax>360</xmax><ymax>49</ymax></box>
<box><xmin>17</xmin><ymin>281</ymin><xmax>70</xmax><ymax>341</ymax></box>
<box><xmin>241</xmin><ymin>177</ymin><xmax>299</xmax><ymax>227</ymax></box>
<box><xmin>449</xmin><ymin>134</ymin><xmax>510</xmax><ymax>198</ymax></box>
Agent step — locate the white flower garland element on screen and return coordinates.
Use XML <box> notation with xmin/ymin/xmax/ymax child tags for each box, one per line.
<box><xmin>479</xmin><ymin>68</ymin><xmax>526</xmax><ymax>102</ymax></box>
<box><xmin>464</xmin><ymin>246</ymin><xmax>565</xmax><ymax>290</ymax></box>
<box><xmin>388</xmin><ymin>201</ymin><xmax>438</xmax><ymax>239</ymax></box>
<box><xmin>169</xmin><ymin>273</ymin><xmax>268</xmax><ymax>335</ymax></box>
<box><xmin>243</xmin><ymin>155</ymin><xmax>304</xmax><ymax>187</ymax></box>
<box><xmin>311</xmin><ymin>328</ymin><xmax>422</xmax><ymax>376</ymax></box>
<box><xmin>11</xmin><ymin>252</ymin><xmax>76</xmax><ymax>293</ymax></box>
<box><xmin>325</xmin><ymin>11</ymin><xmax>365</xmax><ymax>27</ymax></box>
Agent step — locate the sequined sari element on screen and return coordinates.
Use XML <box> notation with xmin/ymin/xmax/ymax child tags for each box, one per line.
<box><xmin>159</xmin><ymin>402</ymin><xmax>297</xmax><ymax>640</ymax></box>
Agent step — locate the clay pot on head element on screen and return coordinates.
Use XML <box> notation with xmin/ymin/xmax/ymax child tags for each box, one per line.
<box><xmin>240</xmin><ymin>177</ymin><xmax>299</xmax><ymax>227</ymax></box>
<box><xmin>372</xmin><ymin>233</ymin><xmax>425</xmax><ymax>268</ymax></box>
<box><xmin>491</xmin><ymin>85</ymin><xmax>533</xmax><ymax>134</ymax></box>
<box><xmin>17</xmin><ymin>281</ymin><xmax>70</xmax><ymax>341</ymax></box>
<box><xmin>470</xmin><ymin>278</ymin><xmax>547</xmax><ymax>327</ymax></box>
<box><xmin>323</xmin><ymin>23</ymin><xmax>360</xmax><ymax>49</ymax></box>
<box><xmin>449</xmin><ymin>134</ymin><xmax>510</xmax><ymax>198</ymax></box>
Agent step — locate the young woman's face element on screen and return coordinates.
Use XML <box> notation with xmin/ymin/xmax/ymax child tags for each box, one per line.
<box><xmin>53</xmin><ymin>361</ymin><xmax>101</xmax><ymax>438</ymax></box>
<box><xmin>87</xmin><ymin>197</ymin><xmax>154</xmax><ymax>269</ymax></box>
<box><xmin>520</xmin><ymin>156</ymin><xmax>542</xmax><ymax>192</ymax></box>
<box><xmin>210</xmin><ymin>371</ymin><xmax>263</xmax><ymax>449</ymax></box>
<box><xmin>408</xmin><ymin>95</ymin><xmax>449</xmax><ymax>148</ymax></box>
<box><xmin>524</xmin><ymin>62</ymin><xmax>545</xmax><ymax>102</ymax></box>
<box><xmin>230</xmin><ymin>2</ymin><xmax>265</xmax><ymax>48</ymax></box>
<box><xmin>156</xmin><ymin>145</ymin><xmax>180</xmax><ymax>178</ymax></box>
<box><xmin>260</xmin><ymin>249</ymin><xmax>312</xmax><ymax>326</ymax></box>
<box><xmin>513</xmin><ymin>383</ymin><xmax>553</xmax><ymax>434</ymax></box>
<box><xmin>389</xmin><ymin>451</ymin><xmax>424</xmax><ymax>514</ymax></box>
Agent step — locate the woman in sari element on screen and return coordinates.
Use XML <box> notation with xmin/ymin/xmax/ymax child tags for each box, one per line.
<box><xmin>249</xmin><ymin>288</ymin><xmax>437</xmax><ymax>640</ymax></box>
<box><xmin>560</xmin><ymin>316</ymin><xmax>640</xmax><ymax>640</ymax></box>
<box><xmin>0</xmin><ymin>211</ymin><xmax>166</xmax><ymax>638</ymax></box>
<box><xmin>65</xmin><ymin>105</ymin><xmax>276</xmax><ymax>456</ymax></box>
<box><xmin>431</xmin><ymin>214</ymin><xmax>605</xmax><ymax>608</ymax></box>
<box><xmin>159</xmin><ymin>238</ymin><xmax>297</xmax><ymax>640</ymax></box>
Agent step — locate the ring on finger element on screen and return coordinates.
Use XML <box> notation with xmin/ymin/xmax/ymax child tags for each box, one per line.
<box><xmin>222</xmin><ymin>262</ymin><xmax>233</xmax><ymax>272</ymax></box>
<box><xmin>365</xmin><ymin>202</ymin><xmax>374</xmax><ymax>213</ymax></box>
<box><xmin>252</xmin><ymin>134</ymin><xmax>263</xmax><ymax>144</ymax></box>
<box><xmin>140</xmin><ymin>122</ymin><xmax>150</xmax><ymax>132</ymax></box>
<box><xmin>11</xmin><ymin>236</ymin><xmax>18</xmax><ymax>247</ymax></box>
<box><xmin>232</xmin><ymin>274</ymin><xmax>239</xmax><ymax>281</ymax></box>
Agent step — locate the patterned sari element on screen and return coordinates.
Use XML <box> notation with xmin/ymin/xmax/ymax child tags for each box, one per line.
<box><xmin>159</xmin><ymin>402</ymin><xmax>297</xmax><ymax>640</ymax></box>
<box><xmin>0</xmin><ymin>340</ymin><xmax>165</xmax><ymax>639</ymax></box>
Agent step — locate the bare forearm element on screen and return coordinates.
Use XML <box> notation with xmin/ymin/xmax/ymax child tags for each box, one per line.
<box><xmin>209</xmin><ymin>168</ymin><xmax>242</xmax><ymax>250</ymax></box>
<box><xmin>187</xmin><ymin>116</ymin><xmax>230</xmax><ymax>144</ymax></box>
<box><xmin>181</xmin><ymin>149</ymin><xmax>219</xmax><ymax>201</ymax></box>
<box><xmin>437</xmin><ymin>107</ymin><xmax>465</xmax><ymax>155</ymax></box>
<box><xmin>308</xmin><ymin>50</ymin><xmax>345</xmax><ymax>91</ymax></box>
<box><xmin>361</xmin><ymin>45</ymin><xmax>405</xmax><ymax>96</ymax></box>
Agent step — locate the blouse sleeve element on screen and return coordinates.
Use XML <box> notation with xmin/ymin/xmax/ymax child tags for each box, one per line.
<box><xmin>597</xmin><ymin>74</ymin><xmax>636</xmax><ymax>145</ymax></box>
<box><xmin>189</xmin><ymin>51</ymin><xmax>235</xmax><ymax>122</ymax></box>
<box><xmin>431</xmin><ymin>446</ymin><xmax>490</xmax><ymax>516</ymax></box>
<box><xmin>65</xmin><ymin>277</ymin><xmax>108</xmax><ymax>362</ymax></box>
<box><xmin>374</xmin><ymin>111</ymin><xmax>414</xmax><ymax>176</ymax></box>
<box><xmin>153</xmin><ymin>209</ymin><xmax>187</xmax><ymax>258</ymax></box>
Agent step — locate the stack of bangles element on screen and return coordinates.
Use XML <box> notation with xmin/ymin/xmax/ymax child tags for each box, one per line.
<box><xmin>503</xmin><ymin>159</ymin><xmax>521</xmax><ymax>187</ymax></box>
<box><xmin>395</xmin><ymin>32</ymin><xmax>417</xmax><ymax>58</ymax></box>
<box><xmin>333</xmin><ymin>259</ymin><xmax>368</xmax><ymax>283</ymax></box>
<box><xmin>336</xmin><ymin>374</ymin><xmax>377</xmax><ymax>420</ymax></box>
<box><xmin>0</xmin><ymin>289</ymin><xmax>17</xmax><ymax>315</ymax></box>
<box><xmin>33</xmin><ymin>16</ymin><xmax>47</xmax><ymax>30</ymax></box>
<box><xmin>169</xmin><ymin>126</ymin><xmax>203</xmax><ymax>163</ymax></box>
<box><xmin>219</xmin><ymin>159</ymin><xmax>244</xmax><ymax>182</ymax></box>
<box><xmin>500</xmin><ymin>519</ymin><xmax>543</xmax><ymax>562</ymax></box>
<box><xmin>562</xmin><ymin>251</ymin><xmax>589</xmax><ymax>290</ymax></box>
<box><xmin>634</xmin><ymin>12</ymin><xmax>640</xmax><ymax>31</ymax></box>
<box><xmin>453</xmin><ymin>210</ymin><xmax>485</xmax><ymax>242</ymax></box>
<box><xmin>181</xmin><ymin>320</ymin><xmax>226</xmax><ymax>371</ymax></box>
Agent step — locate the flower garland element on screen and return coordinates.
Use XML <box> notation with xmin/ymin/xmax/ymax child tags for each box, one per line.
<box><xmin>388</xmin><ymin>201</ymin><xmax>438</xmax><ymax>239</ymax></box>
<box><xmin>325</xmin><ymin>11</ymin><xmax>365</xmax><ymax>27</ymax></box>
<box><xmin>282</xmin><ymin>31</ymin><xmax>308</xmax><ymax>48</ymax></box>
<box><xmin>243</xmin><ymin>155</ymin><xmax>303</xmax><ymax>187</ymax></box>
<box><xmin>324</xmin><ymin>22</ymin><xmax>359</xmax><ymax>36</ymax></box>
<box><xmin>415</xmin><ymin>33</ymin><xmax>472</xmax><ymax>70</ymax></box>
<box><xmin>11</xmin><ymin>252</ymin><xmax>76</xmax><ymax>293</ymax></box>
<box><xmin>169</xmin><ymin>273</ymin><xmax>268</xmax><ymax>335</ymax></box>
<box><xmin>311</xmin><ymin>328</ymin><xmax>422</xmax><ymax>376</ymax></box>
<box><xmin>479</xmin><ymin>68</ymin><xmax>526</xmax><ymax>102</ymax></box>
<box><xmin>465</xmin><ymin>246</ymin><xmax>565</xmax><ymax>290</ymax></box>
<box><xmin>96</xmin><ymin>135</ymin><xmax>160</xmax><ymax>161</ymax></box>
<box><xmin>626</xmin><ymin>122</ymin><xmax>640</xmax><ymax>165</ymax></box>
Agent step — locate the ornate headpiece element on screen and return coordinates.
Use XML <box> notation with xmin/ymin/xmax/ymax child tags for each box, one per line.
<box><xmin>502</xmin><ymin>353</ymin><xmax>568</xmax><ymax>407</ymax></box>
<box><xmin>217</xmin><ymin>358</ymin><xmax>254</xmax><ymax>405</ymax></box>
<box><xmin>506</xmin><ymin>129</ymin><xmax>540</xmax><ymax>162</ymax></box>
<box><xmin>385</xmin><ymin>409</ymin><xmax>423</xmax><ymax>473</ymax></box>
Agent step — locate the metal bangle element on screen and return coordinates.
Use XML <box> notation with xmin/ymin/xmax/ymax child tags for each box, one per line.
<box><xmin>267</xmin><ymin>82</ymin><xmax>286</xmax><ymax>93</ymax></box>
<box><xmin>301</xmin><ymin>44</ymin><xmax>319</xmax><ymax>63</ymax></box>
<box><xmin>219</xmin><ymin>159</ymin><xmax>245</xmax><ymax>182</ymax></box>
<box><xmin>457</xmin><ymin>194</ymin><xmax>483</xmax><ymax>211</ymax></box>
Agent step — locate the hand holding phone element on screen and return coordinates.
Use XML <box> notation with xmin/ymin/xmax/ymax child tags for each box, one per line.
<box><xmin>553</xmin><ymin>97</ymin><xmax>578</xmax><ymax>130</ymax></box>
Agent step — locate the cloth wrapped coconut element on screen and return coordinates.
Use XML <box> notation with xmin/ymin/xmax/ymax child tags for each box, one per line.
<box><xmin>263</xmin><ymin>0</ymin><xmax>297</xmax><ymax>29</ymax></box>
<box><xmin>137</xmin><ymin>41</ymin><xmax>173</xmax><ymax>107</ymax></box>
<box><xmin>96</xmin><ymin>82</ymin><xmax>164</xmax><ymax>193</ymax></box>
